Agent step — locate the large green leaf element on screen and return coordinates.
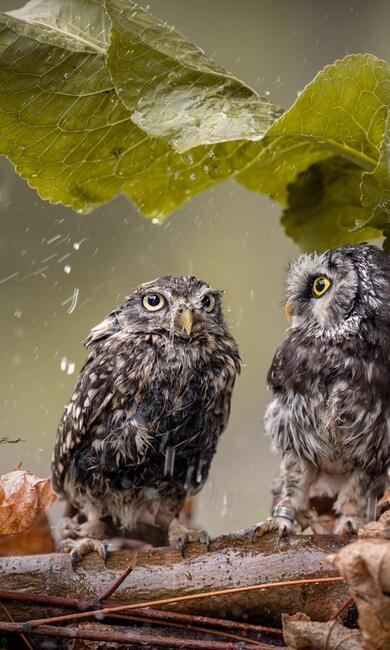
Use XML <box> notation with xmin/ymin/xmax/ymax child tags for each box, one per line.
<box><xmin>282</xmin><ymin>158</ymin><xmax>380</xmax><ymax>251</ymax></box>
<box><xmin>237</xmin><ymin>54</ymin><xmax>389</xmax><ymax>199</ymax></box>
<box><xmin>105</xmin><ymin>0</ymin><xmax>280</xmax><ymax>153</ymax></box>
<box><xmin>1</xmin><ymin>0</ymin><xmax>390</xmax><ymax>252</ymax></box>
<box><xmin>0</xmin><ymin>0</ymin><xmax>277</xmax><ymax>218</ymax></box>
<box><xmin>360</xmin><ymin>113</ymin><xmax>390</xmax><ymax>247</ymax></box>
<box><xmin>235</xmin><ymin>54</ymin><xmax>390</xmax><ymax>249</ymax></box>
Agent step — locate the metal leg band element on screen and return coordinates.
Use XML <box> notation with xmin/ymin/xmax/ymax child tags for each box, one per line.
<box><xmin>272</xmin><ymin>505</ymin><xmax>296</xmax><ymax>522</ymax></box>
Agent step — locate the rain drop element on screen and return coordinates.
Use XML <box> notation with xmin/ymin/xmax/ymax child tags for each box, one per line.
<box><xmin>60</xmin><ymin>356</ymin><xmax>75</xmax><ymax>375</ymax></box>
<box><xmin>164</xmin><ymin>446</ymin><xmax>176</xmax><ymax>477</ymax></box>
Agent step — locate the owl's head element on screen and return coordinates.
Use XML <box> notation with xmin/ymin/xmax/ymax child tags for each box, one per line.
<box><xmin>285</xmin><ymin>243</ymin><xmax>390</xmax><ymax>340</ymax></box>
<box><xmin>87</xmin><ymin>275</ymin><xmax>228</xmax><ymax>346</ymax></box>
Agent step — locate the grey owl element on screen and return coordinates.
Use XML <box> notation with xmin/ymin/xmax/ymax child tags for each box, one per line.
<box><xmin>254</xmin><ymin>243</ymin><xmax>390</xmax><ymax>540</ymax></box>
<box><xmin>52</xmin><ymin>276</ymin><xmax>240</xmax><ymax>563</ymax></box>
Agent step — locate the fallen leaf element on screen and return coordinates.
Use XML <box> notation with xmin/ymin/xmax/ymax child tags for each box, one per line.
<box><xmin>0</xmin><ymin>513</ymin><xmax>55</xmax><ymax>556</ymax></box>
<box><xmin>378</xmin><ymin>487</ymin><xmax>390</xmax><ymax>510</ymax></box>
<box><xmin>282</xmin><ymin>612</ymin><xmax>362</xmax><ymax>649</ymax></box>
<box><xmin>359</xmin><ymin>510</ymin><xmax>390</xmax><ymax>539</ymax></box>
<box><xmin>0</xmin><ymin>469</ymin><xmax>56</xmax><ymax>535</ymax></box>
<box><xmin>329</xmin><ymin>539</ymin><xmax>390</xmax><ymax>650</ymax></box>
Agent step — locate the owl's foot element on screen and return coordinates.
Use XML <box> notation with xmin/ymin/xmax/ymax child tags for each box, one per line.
<box><xmin>252</xmin><ymin>504</ymin><xmax>296</xmax><ymax>543</ymax></box>
<box><xmin>168</xmin><ymin>518</ymin><xmax>211</xmax><ymax>558</ymax></box>
<box><xmin>62</xmin><ymin>537</ymin><xmax>109</xmax><ymax>570</ymax></box>
<box><xmin>335</xmin><ymin>515</ymin><xmax>362</xmax><ymax>536</ymax></box>
<box><xmin>59</xmin><ymin>513</ymin><xmax>106</xmax><ymax>540</ymax></box>
<box><xmin>252</xmin><ymin>516</ymin><xmax>294</xmax><ymax>543</ymax></box>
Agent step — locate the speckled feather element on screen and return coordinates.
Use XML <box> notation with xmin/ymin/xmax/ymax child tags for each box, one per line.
<box><xmin>263</xmin><ymin>244</ymin><xmax>390</xmax><ymax>535</ymax></box>
<box><xmin>52</xmin><ymin>276</ymin><xmax>240</xmax><ymax>534</ymax></box>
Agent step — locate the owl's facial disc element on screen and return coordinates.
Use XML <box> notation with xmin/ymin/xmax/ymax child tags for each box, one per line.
<box><xmin>286</xmin><ymin>251</ymin><xmax>359</xmax><ymax>334</ymax></box>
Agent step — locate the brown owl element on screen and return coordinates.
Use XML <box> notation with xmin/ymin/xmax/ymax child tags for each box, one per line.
<box><xmin>52</xmin><ymin>275</ymin><xmax>240</xmax><ymax>564</ymax></box>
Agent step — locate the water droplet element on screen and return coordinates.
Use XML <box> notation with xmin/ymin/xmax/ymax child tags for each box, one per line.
<box><xmin>60</xmin><ymin>356</ymin><xmax>75</xmax><ymax>375</ymax></box>
<box><xmin>221</xmin><ymin>493</ymin><xmax>232</xmax><ymax>518</ymax></box>
<box><xmin>164</xmin><ymin>446</ymin><xmax>176</xmax><ymax>477</ymax></box>
<box><xmin>184</xmin><ymin>465</ymin><xmax>194</xmax><ymax>490</ymax></box>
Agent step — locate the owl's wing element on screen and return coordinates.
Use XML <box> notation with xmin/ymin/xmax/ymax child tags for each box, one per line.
<box><xmin>84</xmin><ymin>309</ymin><xmax>122</xmax><ymax>348</ymax></box>
<box><xmin>52</xmin><ymin>335</ymin><xmax>145</xmax><ymax>492</ymax></box>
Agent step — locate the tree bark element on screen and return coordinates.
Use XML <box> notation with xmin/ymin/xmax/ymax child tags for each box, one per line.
<box><xmin>0</xmin><ymin>531</ymin><xmax>350</xmax><ymax>625</ymax></box>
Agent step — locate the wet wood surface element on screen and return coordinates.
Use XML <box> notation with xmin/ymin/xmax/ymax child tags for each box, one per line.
<box><xmin>0</xmin><ymin>530</ymin><xmax>351</xmax><ymax>625</ymax></box>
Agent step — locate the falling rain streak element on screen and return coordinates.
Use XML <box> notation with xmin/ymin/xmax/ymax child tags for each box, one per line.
<box><xmin>164</xmin><ymin>446</ymin><xmax>176</xmax><ymax>476</ymax></box>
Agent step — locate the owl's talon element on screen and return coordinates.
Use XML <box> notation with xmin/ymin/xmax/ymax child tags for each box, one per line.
<box><xmin>335</xmin><ymin>515</ymin><xmax>362</xmax><ymax>536</ymax></box>
<box><xmin>169</xmin><ymin>518</ymin><xmax>211</xmax><ymax>558</ymax></box>
<box><xmin>277</xmin><ymin>525</ymin><xmax>288</xmax><ymax>544</ymax></box>
<box><xmin>176</xmin><ymin>537</ymin><xmax>186</xmax><ymax>558</ymax></box>
<box><xmin>70</xmin><ymin>549</ymin><xmax>80</xmax><ymax>571</ymax></box>
<box><xmin>252</xmin><ymin>524</ymin><xmax>263</xmax><ymax>543</ymax></box>
<box><xmin>252</xmin><ymin>516</ymin><xmax>294</xmax><ymax>542</ymax></box>
<box><xmin>100</xmin><ymin>542</ymin><xmax>109</xmax><ymax>563</ymax></box>
<box><xmin>199</xmin><ymin>530</ymin><xmax>211</xmax><ymax>550</ymax></box>
<box><xmin>62</xmin><ymin>537</ymin><xmax>110</xmax><ymax>568</ymax></box>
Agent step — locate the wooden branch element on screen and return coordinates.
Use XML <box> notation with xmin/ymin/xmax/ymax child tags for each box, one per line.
<box><xmin>0</xmin><ymin>621</ymin><xmax>267</xmax><ymax>650</ymax></box>
<box><xmin>0</xmin><ymin>531</ymin><xmax>350</xmax><ymax>625</ymax></box>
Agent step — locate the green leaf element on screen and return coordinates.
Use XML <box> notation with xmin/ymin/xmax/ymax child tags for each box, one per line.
<box><xmin>105</xmin><ymin>0</ymin><xmax>280</xmax><ymax>154</ymax></box>
<box><xmin>361</xmin><ymin>113</ymin><xmax>390</xmax><ymax>233</ymax></box>
<box><xmin>282</xmin><ymin>158</ymin><xmax>380</xmax><ymax>252</ymax></box>
<box><xmin>237</xmin><ymin>54</ymin><xmax>390</xmax><ymax>247</ymax></box>
<box><xmin>1</xmin><ymin>0</ymin><xmax>390</xmax><ymax>253</ymax></box>
<box><xmin>0</xmin><ymin>0</ymin><xmax>133</xmax><ymax>212</ymax></box>
<box><xmin>0</xmin><ymin>0</ymin><xmax>242</xmax><ymax>217</ymax></box>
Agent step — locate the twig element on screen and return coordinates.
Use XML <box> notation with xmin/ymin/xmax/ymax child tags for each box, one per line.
<box><xmin>27</xmin><ymin>575</ymin><xmax>345</xmax><ymax>628</ymax></box>
<box><xmin>111</xmin><ymin>613</ymin><xmax>266</xmax><ymax>646</ymax></box>
<box><xmin>0</xmin><ymin>590</ymin><xmax>81</xmax><ymax>608</ymax></box>
<box><xmin>0</xmin><ymin>602</ymin><xmax>35</xmax><ymax>650</ymax></box>
<box><xmin>116</xmin><ymin>608</ymin><xmax>284</xmax><ymax>637</ymax></box>
<box><xmin>92</xmin><ymin>554</ymin><xmax>138</xmax><ymax>606</ymax></box>
<box><xmin>328</xmin><ymin>596</ymin><xmax>355</xmax><ymax>621</ymax></box>
<box><xmin>0</xmin><ymin>621</ymin><xmax>281</xmax><ymax>649</ymax></box>
<box><xmin>0</xmin><ymin>589</ymin><xmax>283</xmax><ymax>637</ymax></box>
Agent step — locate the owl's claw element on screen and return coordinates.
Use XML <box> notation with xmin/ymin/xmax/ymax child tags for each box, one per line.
<box><xmin>175</xmin><ymin>537</ymin><xmax>186</xmax><ymax>558</ymax></box>
<box><xmin>62</xmin><ymin>538</ymin><xmax>109</xmax><ymax>569</ymax></box>
<box><xmin>199</xmin><ymin>529</ymin><xmax>211</xmax><ymax>550</ymax></box>
<box><xmin>169</xmin><ymin>518</ymin><xmax>211</xmax><ymax>558</ymax></box>
<box><xmin>335</xmin><ymin>515</ymin><xmax>362</xmax><ymax>536</ymax></box>
<box><xmin>252</xmin><ymin>516</ymin><xmax>294</xmax><ymax>542</ymax></box>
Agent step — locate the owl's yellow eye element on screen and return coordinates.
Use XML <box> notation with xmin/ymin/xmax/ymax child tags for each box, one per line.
<box><xmin>142</xmin><ymin>293</ymin><xmax>166</xmax><ymax>311</ymax></box>
<box><xmin>312</xmin><ymin>276</ymin><xmax>331</xmax><ymax>298</ymax></box>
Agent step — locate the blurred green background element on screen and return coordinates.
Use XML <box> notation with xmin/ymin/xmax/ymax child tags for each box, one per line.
<box><xmin>0</xmin><ymin>0</ymin><xmax>387</xmax><ymax>537</ymax></box>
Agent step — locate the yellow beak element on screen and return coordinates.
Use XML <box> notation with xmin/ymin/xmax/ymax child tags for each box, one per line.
<box><xmin>284</xmin><ymin>301</ymin><xmax>292</xmax><ymax>322</ymax></box>
<box><xmin>179</xmin><ymin>309</ymin><xmax>194</xmax><ymax>335</ymax></box>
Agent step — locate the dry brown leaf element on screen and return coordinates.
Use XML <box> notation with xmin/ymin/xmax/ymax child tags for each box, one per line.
<box><xmin>378</xmin><ymin>487</ymin><xmax>390</xmax><ymax>510</ymax></box>
<box><xmin>329</xmin><ymin>539</ymin><xmax>390</xmax><ymax>650</ymax></box>
<box><xmin>282</xmin><ymin>612</ymin><xmax>362</xmax><ymax>649</ymax></box>
<box><xmin>0</xmin><ymin>469</ymin><xmax>56</xmax><ymax>535</ymax></box>
<box><xmin>358</xmin><ymin>510</ymin><xmax>390</xmax><ymax>539</ymax></box>
<box><xmin>0</xmin><ymin>513</ymin><xmax>55</xmax><ymax>556</ymax></box>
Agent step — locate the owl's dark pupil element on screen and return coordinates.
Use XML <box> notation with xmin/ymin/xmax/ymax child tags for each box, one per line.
<box><xmin>147</xmin><ymin>295</ymin><xmax>160</xmax><ymax>307</ymax></box>
<box><xmin>202</xmin><ymin>295</ymin><xmax>211</xmax><ymax>309</ymax></box>
<box><xmin>315</xmin><ymin>279</ymin><xmax>325</xmax><ymax>292</ymax></box>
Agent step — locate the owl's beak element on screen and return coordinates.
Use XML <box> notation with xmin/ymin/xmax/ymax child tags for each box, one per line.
<box><xmin>284</xmin><ymin>300</ymin><xmax>293</xmax><ymax>322</ymax></box>
<box><xmin>178</xmin><ymin>309</ymin><xmax>194</xmax><ymax>335</ymax></box>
